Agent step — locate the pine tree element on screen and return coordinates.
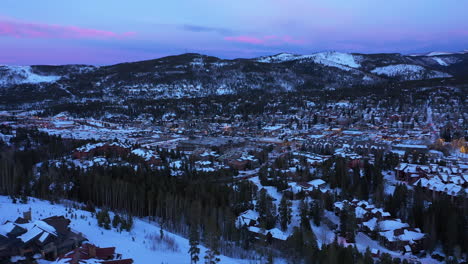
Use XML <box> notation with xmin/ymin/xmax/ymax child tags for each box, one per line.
<box><xmin>256</xmin><ymin>189</ymin><xmax>277</xmax><ymax>229</ymax></box>
<box><xmin>278</xmin><ymin>195</ymin><xmax>292</xmax><ymax>231</ymax></box>
<box><xmin>300</xmin><ymin>200</ymin><xmax>311</xmax><ymax>231</ymax></box>
<box><xmin>204</xmin><ymin>213</ymin><xmax>220</xmax><ymax>264</ymax></box>
<box><xmin>204</xmin><ymin>248</ymin><xmax>220</xmax><ymax>264</ymax></box>
<box><xmin>112</xmin><ymin>213</ymin><xmax>121</xmax><ymax>229</ymax></box>
<box><xmin>188</xmin><ymin>224</ymin><xmax>200</xmax><ymax>264</ymax></box>
<box><xmin>97</xmin><ymin>210</ymin><xmax>111</xmax><ymax>230</ymax></box>
<box><xmin>340</xmin><ymin>204</ymin><xmax>356</xmax><ymax>242</ymax></box>
<box><xmin>363</xmin><ymin>247</ymin><xmax>374</xmax><ymax>264</ymax></box>
<box><xmin>309</xmin><ymin>200</ymin><xmax>323</xmax><ymax>226</ymax></box>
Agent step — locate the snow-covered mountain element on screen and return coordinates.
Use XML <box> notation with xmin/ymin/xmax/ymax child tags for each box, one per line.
<box><xmin>0</xmin><ymin>66</ymin><xmax>61</xmax><ymax>86</ymax></box>
<box><xmin>257</xmin><ymin>51</ymin><xmax>361</xmax><ymax>70</ymax></box>
<box><xmin>409</xmin><ymin>50</ymin><xmax>468</xmax><ymax>56</ymax></box>
<box><xmin>1</xmin><ymin>51</ymin><xmax>467</xmax><ymax>105</ymax></box>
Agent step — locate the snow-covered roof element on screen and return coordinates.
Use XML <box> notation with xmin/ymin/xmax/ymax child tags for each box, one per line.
<box><xmin>398</xmin><ymin>229</ymin><xmax>425</xmax><ymax>242</ymax></box>
<box><xmin>0</xmin><ymin>222</ymin><xmax>16</xmax><ymax>237</ymax></box>
<box><xmin>17</xmin><ymin>220</ymin><xmax>57</xmax><ymax>243</ymax></box>
<box><xmin>380</xmin><ymin>228</ymin><xmax>424</xmax><ymax>243</ymax></box>
<box><xmin>308</xmin><ymin>179</ymin><xmax>326</xmax><ymax>188</ymax></box>
<box><xmin>379</xmin><ymin>220</ymin><xmax>409</xmax><ymax>232</ymax></box>
<box><xmin>393</xmin><ymin>144</ymin><xmax>428</xmax><ymax>149</ymax></box>
<box><xmin>236</xmin><ymin>210</ymin><xmax>259</xmax><ymax>227</ymax></box>
<box><xmin>334</xmin><ymin>201</ymin><xmax>344</xmax><ymax>210</ymax></box>
<box><xmin>363</xmin><ymin>218</ymin><xmax>377</xmax><ymax>231</ymax></box>
<box><xmin>355</xmin><ymin>206</ymin><xmax>368</xmax><ymax>219</ymax></box>
<box><xmin>248</xmin><ymin>226</ymin><xmax>288</xmax><ymax>241</ymax></box>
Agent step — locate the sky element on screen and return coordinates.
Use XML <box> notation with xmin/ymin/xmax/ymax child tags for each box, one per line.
<box><xmin>1</xmin><ymin>0</ymin><xmax>467</xmax><ymax>65</ymax></box>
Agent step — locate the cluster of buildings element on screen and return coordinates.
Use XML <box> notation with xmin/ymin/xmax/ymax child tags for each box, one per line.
<box><xmin>0</xmin><ymin>211</ymin><xmax>85</xmax><ymax>261</ymax></box>
<box><xmin>334</xmin><ymin>200</ymin><xmax>426</xmax><ymax>255</ymax></box>
<box><xmin>395</xmin><ymin>162</ymin><xmax>468</xmax><ymax>200</ymax></box>
<box><xmin>0</xmin><ymin>211</ymin><xmax>132</xmax><ymax>264</ymax></box>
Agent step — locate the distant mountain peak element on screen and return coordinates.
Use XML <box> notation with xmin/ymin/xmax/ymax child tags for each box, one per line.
<box><xmin>409</xmin><ymin>50</ymin><xmax>468</xmax><ymax>57</ymax></box>
<box><xmin>256</xmin><ymin>51</ymin><xmax>361</xmax><ymax>69</ymax></box>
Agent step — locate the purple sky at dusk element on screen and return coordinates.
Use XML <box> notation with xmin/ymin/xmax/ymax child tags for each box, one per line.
<box><xmin>1</xmin><ymin>0</ymin><xmax>467</xmax><ymax>65</ymax></box>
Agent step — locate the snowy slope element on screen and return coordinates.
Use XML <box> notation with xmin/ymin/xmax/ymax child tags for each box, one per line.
<box><xmin>371</xmin><ymin>64</ymin><xmax>451</xmax><ymax>80</ymax></box>
<box><xmin>0</xmin><ymin>196</ymin><xmax>249</xmax><ymax>264</ymax></box>
<box><xmin>257</xmin><ymin>53</ymin><xmax>301</xmax><ymax>63</ymax></box>
<box><xmin>257</xmin><ymin>51</ymin><xmax>361</xmax><ymax>70</ymax></box>
<box><xmin>309</xmin><ymin>51</ymin><xmax>361</xmax><ymax>68</ymax></box>
<box><xmin>432</xmin><ymin>57</ymin><xmax>448</xmax><ymax>66</ymax></box>
<box><xmin>426</xmin><ymin>52</ymin><xmax>455</xmax><ymax>56</ymax></box>
<box><xmin>0</xmin><ymin>66</ymin><xmax>60</xmax><ymax>86</ymax></box>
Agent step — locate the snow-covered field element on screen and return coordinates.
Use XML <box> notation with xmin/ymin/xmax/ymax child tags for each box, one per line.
<box><xmin>0</xmin><ymin>196</ymin><xmax>250</xmax><ymax>264</ymax></box>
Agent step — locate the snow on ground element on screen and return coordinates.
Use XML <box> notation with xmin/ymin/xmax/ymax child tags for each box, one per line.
<box><xmin>0</xmin><ymin>66</ymin><xmax>60</xmax><ymax>86</ymax></box>
<box><xmin>248</xmin><ymin>176</ymin><xmax>283</xmax><ymax>207</ymax></box>
<box><xmin>383</xmin><ymin>171</ymin><xmax>397</xmax><ymax>195</ymax></box>
<box><xmin>371</xmin><ymin>64</ymin><xmax>451</xmax><ymax>80</ymax></box>
<box><xmin>0</xmin><ymin>196</ymin><xmax>250</xmax><ymax>264</ymax></box>
<box><xmin>311</xmin><ymin>223</ymin><xmax>335</xmax><ymax>249</ymax></box>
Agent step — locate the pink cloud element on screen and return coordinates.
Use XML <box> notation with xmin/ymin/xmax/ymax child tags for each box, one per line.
<box><xmin>0</xmin><ymin>18</ymin><xmax>135</xmax><ymax>40</ymax></box>
<box><xmin>224</xmin><ymin>35</ymin><xmax>305</xmax><ymax>46</ymax></box>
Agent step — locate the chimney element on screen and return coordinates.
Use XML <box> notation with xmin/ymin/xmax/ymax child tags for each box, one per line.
<box><xmin>23</xmin><ymin>209</ymin><xmax>32</xmax><ymax>222</ymax></box>
<box><xmin>89</xmin><ymin>244</ymin><xmax>96</xmax><ymax>258</ymax></box>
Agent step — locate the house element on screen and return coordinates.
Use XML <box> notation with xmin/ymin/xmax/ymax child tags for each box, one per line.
<box><xmin>379</xmin><ymin>227</ymin><xmax>425</xmax><ymax>253</ymax></box>
<box><xmin>396</xmin><ymin>163</ymin><xmax>467</xmax><ymax>201</ymax></box>
<box><xmin>395</xmin><ymin>163</ymin><xmax>428</xmax><ymax>183</ymax></box>
<box><xmin>335</xmin><ymin>199</ymin><xmax>426</xmax><ymax>253</ymax></box>
<box><xmin>247</xmin><ymin>226</ymin><xmax>288</xmax><ymax>247</ymax></box>
<box><xmin>393</xmin><ymin>144</ymin><xmax>428</xmax><ymax>154</ymax></box>
<box><xmin>0</xmin><ymin>213</ymin><xmax>86</xmax><ymax>261</ymax></box>
<box><xmin>236</xmin><ymin>210</ymin><xmax>259</xmax><ymax>227</ymax></box>
<box><xmin>73</xmin><ymin>142</ymin><xmax>131</xmax><ymax>159</ymax></box>
<box><xmin>57</xmin><ymin>243</ymin><xmax>133</xmax><ymax>264</ymax></box>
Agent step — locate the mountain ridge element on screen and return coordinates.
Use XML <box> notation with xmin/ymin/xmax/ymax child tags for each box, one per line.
<box><xmin>1</xmin><ymin>51</ymin><xmax>467</xmax><ymax>106</ymax></box>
